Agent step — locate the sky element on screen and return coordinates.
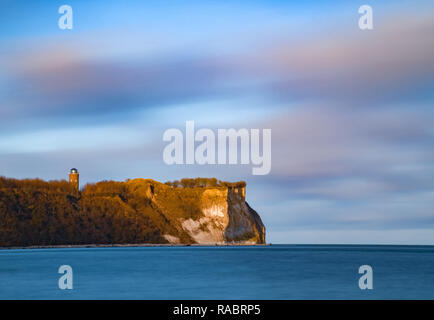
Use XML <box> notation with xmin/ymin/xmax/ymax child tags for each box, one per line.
<box><xmin>1</xmin><ymin>0</ymin><xmax>434</xmax><ymax>244</ymax></box>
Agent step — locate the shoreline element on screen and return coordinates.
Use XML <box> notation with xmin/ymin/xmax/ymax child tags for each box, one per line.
<box><xmin>0</xmin><ymin>243</ymin><xmax>270</xmax><ymax>250</ymax></box>
<box><xmin>0</xmin><ymin>243</ymin><xmax>432</xmax><ymax>250</ymax></box>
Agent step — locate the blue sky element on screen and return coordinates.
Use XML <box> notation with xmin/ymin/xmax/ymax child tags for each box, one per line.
<box><xmin>1</xmin><ymin>0</ymin><xmax>434</xmax><ymax>244</ymax></box>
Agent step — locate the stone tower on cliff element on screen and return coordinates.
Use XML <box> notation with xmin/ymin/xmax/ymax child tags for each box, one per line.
<box><xmin>69</xmin><ymin>168</ymin><xmax>79</xmax><ymax>192</ymax></box>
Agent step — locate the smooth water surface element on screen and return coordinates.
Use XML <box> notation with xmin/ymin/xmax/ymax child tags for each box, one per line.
<box><xmin>0</xmin><ymin>245</ymin><xmax>433</xmax><ymax>299</ymax></box>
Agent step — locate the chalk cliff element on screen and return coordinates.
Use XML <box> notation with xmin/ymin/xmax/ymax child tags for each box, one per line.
<box><xmin>127</xmin><ymin>179</ymin><xmax>265</xmax><ymax>245</ymax></box>
<box><xmin>0</xmin><ymin>176</ymin><xmax>265</xmax><ymax>246</ymax></box>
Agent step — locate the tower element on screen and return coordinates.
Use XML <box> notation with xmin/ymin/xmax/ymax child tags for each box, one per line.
<box><xmin>69</xmin><ymin>168</ymin><xmax>79</xmax><ymax>192</ymax></box>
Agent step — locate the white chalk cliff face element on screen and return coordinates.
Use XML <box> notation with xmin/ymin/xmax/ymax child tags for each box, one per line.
<box><xmin>174</xmin><ymin>189</ymin><xmax>265</xmax><ymax>244</ymax></box>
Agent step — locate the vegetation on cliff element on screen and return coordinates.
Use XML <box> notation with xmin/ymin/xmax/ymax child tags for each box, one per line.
<box><xmin>0</xmin><ymin>177</ymin><xmax>263</xmax><ymax>247</ymax></box>
<box><xmin>164</xmin><ymin>178</ymin><xmax>246</xmax><ymax>189</ymax></box>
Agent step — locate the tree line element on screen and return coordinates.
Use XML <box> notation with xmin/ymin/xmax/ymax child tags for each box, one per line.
<box><xmin>0</xmin><ymin>177</ymin><xmax>164</xmax><ymax>247</ymax></box>
<box><xmin>164</xmin><ymin>177</ymin><xmax>246</xmax><ymax>189</ymax></box>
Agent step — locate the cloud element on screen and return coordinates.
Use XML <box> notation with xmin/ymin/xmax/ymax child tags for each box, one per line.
<box><xmin>269</xmin><ymin>229</ymin><xmax>434</xmax><ymax>245</ymax></box>
<box><xmin>2</xmin><ymin>52</ymin><xmax>239</xmax><ymax>125</ymax></box>
<box><xmin>248</xmin><ymin>13</ymin><xmax>434</xmax><ymax>104</ymax></box>
<box><xmin>1</xmin><ymin>10</ymin><xmax>434</xmax><ymax>132</ymax></box>
<box><xmin>263</xmin><ymin>104</ymin><xmax>434</xmax><ymax>182</ymax></box>
<box><xmin>296</xmin><ymin>178</ymin><xmax>398</xmax><ymax>199</ymax></box>
<box><xmin>256</xmin><ymin>189</ymin><xmax>434</xmax><ymax>232</ymax></box>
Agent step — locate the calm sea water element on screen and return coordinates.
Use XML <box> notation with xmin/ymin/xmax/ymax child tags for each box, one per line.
<box><xmin>0</xmin><ymin>245</ymin><xmax>433</xmax><ymax>299</ymax></box>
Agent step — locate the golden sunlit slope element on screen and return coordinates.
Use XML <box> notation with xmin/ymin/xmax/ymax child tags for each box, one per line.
<box><xmin>0</xmin><ymin>177</ymin><xmax>265</xmax><ymax>247</ymax></box>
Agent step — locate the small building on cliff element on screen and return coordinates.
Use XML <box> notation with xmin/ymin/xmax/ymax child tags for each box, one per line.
<box><xmin>68</xmin><ymin>168</ymin><xmax>79</xmax><ymax>192</ymax></box>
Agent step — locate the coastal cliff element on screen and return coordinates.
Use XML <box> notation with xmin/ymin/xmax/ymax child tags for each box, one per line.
<box><xmin>0</xmin><ymin>177</ymin><xmax>265</xmax><ymax>247</ymax></box>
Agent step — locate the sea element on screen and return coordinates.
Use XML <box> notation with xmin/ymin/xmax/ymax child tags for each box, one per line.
<box><xmin>0</xmin><ymin>245</ymin><xmax>433</xmax><ymax>299</ymax></box>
